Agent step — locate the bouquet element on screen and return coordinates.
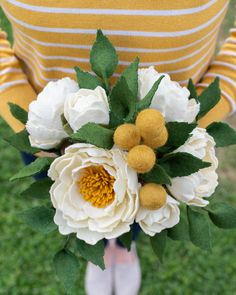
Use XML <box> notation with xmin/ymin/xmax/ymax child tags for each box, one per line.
<box><xmin>4</xmin><ymin>30</ymin><xmax>236</xmax><ymax>292</ymax></box>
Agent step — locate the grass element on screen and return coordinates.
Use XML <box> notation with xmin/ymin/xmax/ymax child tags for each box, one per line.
<box><xmin>0</xmin><ymin>3</ymin><xmax>236</xmax><ymax>295</ymax></box>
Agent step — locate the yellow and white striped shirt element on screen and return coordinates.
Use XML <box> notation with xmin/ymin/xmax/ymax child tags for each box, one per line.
<box><xmin>0</xmin><ymin>0</ymin><xmax>235</xmax><ymax>131</ymax></box>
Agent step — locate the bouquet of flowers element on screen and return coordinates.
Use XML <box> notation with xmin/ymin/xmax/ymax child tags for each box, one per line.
<box><xmin>4</xmin><ymin>30</ymin><xmax>236</xmax><ymax>292</ymax></box>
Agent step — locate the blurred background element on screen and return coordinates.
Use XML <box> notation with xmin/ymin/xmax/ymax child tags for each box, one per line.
<box><xmin>0</xmin><ymin>2</ymin><xmax>236</xmax><ymax>294</ymax></box>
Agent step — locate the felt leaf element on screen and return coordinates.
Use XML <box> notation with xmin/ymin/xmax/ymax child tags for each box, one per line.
<box><xmin>187</xmin><ymin>206</ymin><xmax>211</xmax><ymax>251</ymax></box>
<box><xmin>206</xmin><ymin>122</ymin><xmax>236</xmax><ymax>147</ymax></box>
<box><xmin>187</xmin><ymin>79</ymin><xmax>198</xmax><ymax>100</ymax></box>
<box><xmin>118</xmin><ymin>231</ymin><xmax>132</xmax><ymax>251</ymax></box>
<box><xmin>90</xmin><ymin>29</ymin><xmax>118</xmax><ymax>79</ymax></box>
<box><xmin>206</xmin><ymin>202</ymin><xmax>236</xmax><ymax>229</ymax></box>
<box><xmin>121</xmin><ymin>57</ymin><xmax>139</xmax><ymax>97</ymax></box>
<box><xmin>136</xmin><ymin>75</ymin><xmax>164</xmax><ymax>112</ymax></box>
<box><xmin>76</xmin><ymin>239</ymin><xmax>105</xmax><ymax>270</ymax></box>
<box><xmin>20</xmin><ymin>178</ymin><xmax>53</xmax><ymax>199</ymax></box>
<box><xmin>10</xmin><ymin>157</ymin><xmax>54</xmax><ymax>181</ymax></box>
<box><xmin>4</xmin><ymin>129</ymin><xmax>40</xmax><ymax>154</ymax></box>
<box><xmin>19</xmin><ymin>206</ymin><xmax>57</xmax><ymax>233</ymax></box>
<box><xmin>8</xmin><ymin>102</ymin><xmax>28</xmax><ymax>124</ymax></box>
<box><xmin>109</xmin><ymin>76</ymin><xmax>137</xmax><ymax>128</ymax></box>
<box><xmin>159</xmin><ymin>152</ymin><xmax>211</xmax><ymax>178</ymax></box>
<box><xmin>53</xmin><ymin>249</ymin><xmax>80</xmax><ymax>292</ymax></box>
<box><xmin>141</xmin><ymin>164</ymin><xmax>171</xmax><ymax>185</ymax></box>
<box><xmin>70</xmin><ymin>123</ymin><xmax>114</xmax><ymax>149</ymax></box>
<box><xmin>197</xmin><ymin>77</ymin><xmax>221</xmax><ymax>120</ymax></box>
<box><xmin>168</xmin><ymin>214</ymin><xmax>189</xmax><ymax>241</ymax></box>
<box><xmin>74</xmin><ymin>66</ymin><xmax>102</xmax><ymax>89</ymax></box>
<box><xmin>150</xmin><ymin>230</ymin><xmax>167</xmax><ymax>263</ymax></box>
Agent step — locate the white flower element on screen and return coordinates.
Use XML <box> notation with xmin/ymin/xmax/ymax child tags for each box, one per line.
<box><xmin>138</xmin><ymin>66</ymin><xmax>200</xmax><ymax>123</ymax></box>
<box><xmin>64</xmin><ymin>86</ymin><xmax>110</xmax><ymax>132</ymax></box>
<box><xmin>26</xmin><ymin>78</ymin><xmax>78</xmax><ymax>149</ymax></box>
<box><xmin>136</xmin><ymin>195</ymin><xmax>180</xmax><ymax>236</ymax></box>
<box><xmin>168</xmin><ymin>127</ymin><xmax>218</xmax><ymax>207</ymax></box>
<box><xmin>48</xmin><ymin>143</ymin><xmax>139</xmax><ymax>245</ymax></box>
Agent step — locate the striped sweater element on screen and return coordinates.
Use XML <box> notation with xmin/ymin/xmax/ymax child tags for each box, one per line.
<box><xmin>0</xmin><ymin>0</ymin><xmax>235</xmax><ymax>131</ymax></box>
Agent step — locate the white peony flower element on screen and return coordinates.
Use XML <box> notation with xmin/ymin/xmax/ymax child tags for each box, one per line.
<box><xmin>26</xmin><ymin>78</ymin><xmax>78</xmax><ymax>149</ymax></box>
<box><xmin>136</xmin><ymin>195</ymin><xmax>180</xmax><ymax>236</ymax></box>
<box><xmin>138</xmin><ymin>66</ymin><xmax>200</xmax><ymax>123</ymax></box>
<box><xmin>64</xmin><ymin>86</ymin><xmax>110</xmax><ymax>132</ymax></box>
<box><xmin>48</xmin><ymin>143</ymin><xmax>139</xmax><ymax>245</ymax></box>
<box><xmin>168</xmin><ymin>127</ymin><xmax>218</xmax><ymax>207</ymax></box>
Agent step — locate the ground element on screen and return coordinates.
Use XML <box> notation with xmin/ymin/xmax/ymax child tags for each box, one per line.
<box><xmin>0</xmin><ymin>3</ymin><xmax>236</xmax><ymax>294</ymax></box>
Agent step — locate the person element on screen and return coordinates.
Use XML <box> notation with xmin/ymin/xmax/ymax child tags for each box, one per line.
<box><xmin>0</xmin><ymin>1</ymin><xmax>235</xmax><ymax>294</ymax></box>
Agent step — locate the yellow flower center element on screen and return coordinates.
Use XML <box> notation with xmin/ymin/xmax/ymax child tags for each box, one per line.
<box><xmin>78</xmin><ymin>166</ymin><xmax>115</xmax><ymax>208</ymax></box>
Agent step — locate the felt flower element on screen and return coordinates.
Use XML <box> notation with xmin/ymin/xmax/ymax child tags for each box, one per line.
<box><xmin>136</xmin><ymin>195</ymin><xmax>180</xmax><ymax>236</ymax></box>
<box><xmin>26</xmin><ymin>78</ymin><xmax>78</xmax><ymax>149</ymax></box>
<box><xmin>48</xmin><ymin>143</ymin><xmax>139</xmax><ymax>245</ymax></box>
<box><xmin>138</xmin><ymin>66</ymin><xmax>200</xmax><ymax>123</ymax></box>
<box><xmin>168</xmin><ymin>127</ymin><xmax>218</xmax><ymax>207</ymax></box>
<box><xmin>64</xmin><ymin>86</ymin><xmax>110</xmax><ymax>132</ymax></box>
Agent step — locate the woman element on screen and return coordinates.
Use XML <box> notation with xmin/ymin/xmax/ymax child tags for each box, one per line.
<box><xmin>0</xmin><ymin>1</ymin><xmax>235</xmax><ymax>294</ymax></box>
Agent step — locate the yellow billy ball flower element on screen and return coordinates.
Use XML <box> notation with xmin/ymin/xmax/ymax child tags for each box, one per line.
<box><xmin>127</xmin><ymin>145</ymin><xmax>156</xmax><ymax>173</ymax></box>
<box><xmin>113</xmin><ymin>123</ymin><xmax>141</xmax><ymax>150</ymax></box>
<box><xmin>139</xmin><ymin>183</ymin><xmax>167</xmax><ymax>210</ymax></box>
<box><xmin>144</xmin><ymin>126</ymin><xmax>168</xmax><ymax>149</ymax></box>
<box><xmin>135</xmin><ymin>109</ymin><xmax>165</xmax><ymax>139</ymax></box>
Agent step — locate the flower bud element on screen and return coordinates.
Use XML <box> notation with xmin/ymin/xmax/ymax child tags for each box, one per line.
<box><xmin>144</xmin><ymin>126</ymin><xmax>168</xmax><ymax>149</ymax></box>
<box><xmin>113</xmin><ymin>123</ymin><xmax>141</xmax><ymax>150</ymax></box>
<box><xmin>139</xmin><ymin>183</ymin><xmax>167</xmax><ymax>210</ymax></box>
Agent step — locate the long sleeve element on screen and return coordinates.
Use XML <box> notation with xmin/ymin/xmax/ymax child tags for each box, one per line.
<box><xmin>197</xmin><ymin>21</ymin><xmax>236</xmax><ymax>127</ymax></box>
<box><xmin>0</xmin><ymin>29</ymin><xmax>36</xmax><ymax>132</ymax></box>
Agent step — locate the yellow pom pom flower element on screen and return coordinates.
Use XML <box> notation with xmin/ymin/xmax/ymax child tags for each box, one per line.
<box><xmin>127</xmin><ymin>145</ymin><xmax>156</xmax><ymax>173</ymax></box>
<box><xmin>144</xmin><ymin>126</ymin><xmax>168</xmax><ymax>149</ymax></box>
<box><xmin>139</xmin><ymin>183</ymin><xmax>167</xmax><ymax>210</ymax></box>
<box><xmin>113</xmin><ymin>123</ymin><xmax>141</xmax><ymax>150</ymax></box>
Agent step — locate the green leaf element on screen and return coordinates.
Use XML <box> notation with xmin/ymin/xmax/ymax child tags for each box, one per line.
<box><xmin>90</xmin><ymin>29</ymin><xmax>118</xmax><ymax>79</ymax></box>
<box><xmin>109</xmin><ymin>76</ymin><xmax>136</xmax><ymax>128</ymax></box>
<box><xmin>19</xmin><ymin>206</ymin><xmax>56</xmax><ymax>233</ymax></box>
<box><xmin>206</xmin><ymin>122</ymin><xmax>236</xmax><ymax>147</ymax></box>
<box><xmin>187</xmin><ymin>206</ymin><xmax>211</xmax><ymax>251</ymax></box>
<box><xmin>159</xmin><ymin>152</ymin><xmax>211</xmax><ymax>178</ymax></box>
<box><xmin>160</xmin><ymin>122</ymin><xmax>197</xmax><ymax>152</ymax></box>
<box><xmin>10</xmin><ymin>157</ymin><xmax>54</xmax><ymax>181</ymax></box>
<box><xmin>20</xmin><ymin>178</ymin><xmax>53</xmax><ymax>199</ymax></box>
<box><xmin>8</xmin><ymin>102</ymin><xmax>28</xmax><ymax>124</ymax></box>
<box><xmin>121</xmin><ymin>57</ymin><xmax>139</xmax><ymax>97</ymax></box>
<box><xmin>150</xmin><ymin>230</ymin><xmax>167</xmax><ymax>263</ymax></box>
<box><xmin>168</xmin><ymin>214</ymin><xmax>189</xmax><ymax>241</ymax></box>
<box><xmin>53</xmin><ymin>249</ymin><xmax>80</xmax><ymax>292</ymax></box>
<box><xmin>4</xmin><ymin>129</ymin><xmax>40</xmax><ymax>154</ymax></box>
<box><xmin>206</xmin><ymin>202</ymin><xmax>236</xmax><ymax>229</ymax></box>
<box><xmin>197</xmin><ymin>77</ymin><xmax>221</xmax><ymax>120</ymax></box>
<box><xmin>118</xmin><ymin>231</ymin><xmax>132</xmax><ymax>251</ymax></box>
<box><xmin>70</xmin><ymin>122</ymin><xmax>114</xmax><ymax>149</ymax></box>
<box><xmin>74</xmin><ymin>66</ymin><xmax>102</xmax><ymax>89</ymax></box>
<box><xmin>76</xmin><ymin>239</ymin><xmax>105</xmax><ymax>270</ymax></box>
<box><xmin>187</xmin><ymin>79</ymin><xmax>198</xmax><ymax>100</ymax></box>
<box><xmin>141</xmin><ymin>164</ymin><xmax>171</xmax><ymax>185</ymax></box>
<box><xmin>137</xmin><ymin>75</ymin><xmax>164</xmax><ymax>112</ymax></box>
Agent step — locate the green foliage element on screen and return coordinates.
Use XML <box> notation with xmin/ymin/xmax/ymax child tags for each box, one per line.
<box><xmin>8</xmin><ymin>103</ymin><xmax>28</xmax><ymax>125</ymax></box>
<box><xmin>90</xmin><ymin>29</ymin><xmax>118</xmax><ymax>80</ymax></box>
<box><xmin>10</xmin><ymin>157</ymin><xmax>54</xmax><ymax>181</ymax></box>
<box><xmin>207</xmin><ymin>122</ymin><xmax>236</xmax><ymax>147</ymax></box>
<box><xmin>168</xmin><ymin>213</ymin><xmax>189</xmax><ymax>241</ymax></box>
<box><xmin>159</xmin><ymin>152</ymin><xmax>211</xmax><ymax>178</ymax></box>
<box><xmin>70</xmin><ymin>122</ymin><xmax>114</xmax><ymax>149</ymax></box>
<box><xmin>19</xmin><ymin>206</ymin><xmax>57</xmax><ymax>234</ymax></box>
<box><xmin>118</xmin><ymin>231</ymin><xmax>132</xmax><ymax>251</ymax></box>
<box><xmin>141</xmin><ymin>164</ymin><xmax>171</xmax><ymax>185</ymax></box>
<box><xmin>197</xmin><ymin>77</ymin><xmax>221</xmax><ymax>120</ymax></box>
<box><xmin>74</xmin><ymin>66</ymin><xmax>102</xmax><ymax>89</ymax></box>
<box><xmin>20</xmin><ymin>178</ymin><xmax>53</xmax><ymax>199</ymax></box>
<box><xmin>53</xmin><ymin>249</ymin><xmax>80</xmax><ymax>293</ymax></box>
<box><xmin>150</xmin><ymin>230</ymin><xmax>167</xmax><ymax>263</ymax></box>
<box><xmin>187</xmin><ymin>78</ymin><xmax>198</xmax><ymax>100</ymax></box>
<box><xmin>121</xmin><ymin>57</ymin><xmax>139</xmax><ymax>97</ymax></box>
<box><xmin>187</xmin><ymin>207</ymin><xmax>212</xmax><ymax>251</ymax></box>
<box><xmin>76</xmin><ymin>239</ymin><xmax>105</xmax><ymax>270</ymax></box>
<box><xmin>206</xmin><ymin>202</ymin><xmax>236</xmax><ymax>229</ymax></box>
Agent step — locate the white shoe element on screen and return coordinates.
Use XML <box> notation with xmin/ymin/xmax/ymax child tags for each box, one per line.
<box><xmin>114</xmin><ymin>245</ymin><xmax>141</xmax><ymax>295</ymax></box>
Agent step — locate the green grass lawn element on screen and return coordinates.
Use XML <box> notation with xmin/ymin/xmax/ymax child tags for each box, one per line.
<box><xmin>1</xmin><ymin>4</ymin><xmax>236</xmax><ymax>295</ymax></box>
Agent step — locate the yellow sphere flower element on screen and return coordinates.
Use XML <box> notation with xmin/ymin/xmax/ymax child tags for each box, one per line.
<box><xmin>113</xmin><ymin>123</ymin><xmax>141</xmax><ymax>150</ymax></box>
<box><xmin>144</xmin><ymin>126</ymin><xmax>168</xmax><ymax>149</ymax></box>
<box><xmin>139</xmin><ymin>183</ymin><xmax>167</xmax><ymax>210</ymax></box>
